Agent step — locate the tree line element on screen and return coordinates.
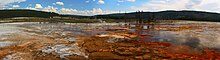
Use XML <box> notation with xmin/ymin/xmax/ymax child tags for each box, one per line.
<box><xmin>1</xmin><ymin>9</ymin><xmax>220</xmax><ymax>22</ymax></box>
<box><xmin>95</xmin><ymin>10</ymin><xmax>220</xmax><ymax>22</ymax></box>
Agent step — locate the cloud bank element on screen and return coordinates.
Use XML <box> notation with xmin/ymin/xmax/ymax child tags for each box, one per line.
<box><xmin>133</xmin><ymin>0</ymin><xmax>220</xmax><ymax>13</ymax></box>
<box><xmin>41</xmin><ymin>6</ymin><xmax>118</xmax><ymax>16</ymax></box>
<box><xmin>97</xmin><ymin>0</ymin><xmax>104</xmax><ymax>4</ymax></box>
<box><xmin>35</xmin><ymin>4</ymin><xmax>43</xmax><ymax>9</ymax></box>
<box><xmin>55</xmin><ymin>2</ymin><xmax>64</xmax><ymax>5</ymax></box>
<box><xmin>2</xmin><ymin>0</ymin><xmax>220</xmax><ymax>15</ymax></box>
<box><xmin>0</xmin><ymin>0</ymin><xmax>26</xmax><ymax>9</ymax></box>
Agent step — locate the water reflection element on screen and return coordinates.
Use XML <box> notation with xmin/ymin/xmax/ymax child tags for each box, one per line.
<box><xmin>0</xmin><ymin>24</ymin><xmax>19</xmax><ymax>34</ymax></box>
<box><xmin>0</xmin><ymin>22</ymin><xmax>220</xmax><ymax>51</ymax></box>
<box><xmin>140</xmin><ymin>21</ymin><xmax>220</xmax><ymax>50</ymax></box>
<box><xmin>0</xmin><ymin>41</ymin><xmax>14</xmax><ymax>47</ymax></box>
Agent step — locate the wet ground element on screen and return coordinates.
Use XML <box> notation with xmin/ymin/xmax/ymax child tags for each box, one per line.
<box><xmin>0</xmin><ymin>21</ymin><xmax>220</xmax><ymax>60</ymax></box>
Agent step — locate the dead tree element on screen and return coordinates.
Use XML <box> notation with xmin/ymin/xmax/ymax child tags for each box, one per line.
<box><xmin>135</xmin><ymin>11</ymin><xmax>144</xmax><ymax>28</ymax></box>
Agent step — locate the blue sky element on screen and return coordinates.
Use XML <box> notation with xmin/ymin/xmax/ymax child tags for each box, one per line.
<box><xmin>0</xmin><ymin>0</ymin><xmax>220</xmax><ymax>15</ymax></box>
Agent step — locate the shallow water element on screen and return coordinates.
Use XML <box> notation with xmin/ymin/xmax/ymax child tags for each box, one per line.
<box><xmin>142</xmin><ymin>21</ymin><xmax>220</xmax><ymax>50</ymax></box>
<box><xmin>0</xmin><ymin>24</ymin><xmax>19</xmax><ymax>34</ymax></box>
<box><xmin>0</xmin><ymin>41</ymin><xmax>14</xmax><ymax>47</ymax></box>
<box><xmin>0</xmin><ymin>21</ymin><xmax>220</xmax><ymax>54</ymax></box>
<box><xmin>0</xmin><ymin>22</ymin><xmax>120</xmax><ymax>59</ymax></box>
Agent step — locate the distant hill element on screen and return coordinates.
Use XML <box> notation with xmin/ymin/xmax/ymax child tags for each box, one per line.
<box><xmin>0</xmin><ymin>9</ymin><xmax>60</xmax><ymax>18</ymax></box>
<box><xmin>95</xmin><ymin>10</ymin><xmax>220</xmax><ymax>22</ymax></box>
<box><xmin>59</xmin><ymin>14</ymin><xmax>91</xmax><ymax>19</ymax></box>
<box><xmin>0</xmin><ymin>9</ymin><xmax>92</xmax><ymax>19</ymax></box>
<box><xmin>1</xmin><ymin>9</ymin><xmax>220</xmax><ymax>22</ymax></box>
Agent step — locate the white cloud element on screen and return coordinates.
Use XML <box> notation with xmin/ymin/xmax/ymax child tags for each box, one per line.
<box><xmin>26</xmin><ymin>7</ymin><xmax>37</xmax><ymax>10</ymax></box>
<box><xmin>132</xmin><ymin>0</ymin><xmax>220</xmax><ymax>13</ymax></box>
<box><xmin>12</xmin><ymin>5</ymin><xmax>20</xmax><ymax>8</ymax></box>
<box><xmin>25</xmin><ymin>5</ymin><xmax>117</xmax><ymax>16</ymax></box>
<box><xmin>78</xmin><ymin>8</ymin><xmax>118</xmax><ymax>15</ymax></box>
<box><xmin>59</xmin><ymin>8</ymin><xmax>78</xmax><ymax>14</ymax></box>
<box><xmin>97</xmin><ymin>0</ymin><xmax>104</xmax><ymax>4</ymax></box>
<box><xmin>55</xmin><ymin>2</ymin><xmax>64</xmax><ymax>5</ymax></box>
<box><xmin>86</xmin><ymin>0</ymin><xmax>90</xmax><ymax>3</ymax></box>
<box><xmin>59</xmin><ymin>8</ymin><xmax>105</xmax><ymax>15</ymax></box>
<box><xmin>0</xmin><ymin>0</ymin><xmax>26</xmax><ymax>9</ymax></box>
<box><xmin>118</xmin><ymin>0</ymin><xmax>135</xmax><ymax>2</ymax></box>
<box><xmin>42</xmin><ymin>6</ymin><xmax>58</xmax><ymax>13</ymax></box>
<box><xmin>192</xmin><ymin>0</ymin><xmax>220</xmax><ymax>12</ymax></box>
<box><xmin>127</xmin><ymin>0</ymin><xmax>135</xmax><ymax>2</ymax></box>
<box><xmin>38</xmin><ymin>6</ymin><xmax>117</xmax><ymax>16</ymax></box>
<box><xmin>35</xmin><ymin>4</ymin><xmax>43</xmax><ymax>9</ymax></box>
<box><xmin>118</xmin><ymin>0</ymin><xmax>124</xmax><ymax>2</ymax></box>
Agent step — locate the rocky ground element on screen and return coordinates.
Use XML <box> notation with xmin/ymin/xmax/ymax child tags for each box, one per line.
<box><xmin>0</xmin><ymin>21</ymin><xmax>219</xmax><ymax>60</ymax></box>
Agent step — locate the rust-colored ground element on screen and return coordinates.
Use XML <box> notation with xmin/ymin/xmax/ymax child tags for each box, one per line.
<box><xmin>0</xmin><ymin>21</ymin><xmax>220</xmax><ymax>60</ymax></box>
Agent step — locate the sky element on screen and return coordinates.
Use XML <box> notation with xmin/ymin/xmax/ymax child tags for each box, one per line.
<box><xmin>0</xmin><ymin>0</ymin><xmax>220</xmax><ymax>16</ymax></box>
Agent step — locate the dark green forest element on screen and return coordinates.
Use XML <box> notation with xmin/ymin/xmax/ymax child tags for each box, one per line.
<box><xmin>95</xmin><ymin>10</ymin><xmax>220</xmax><ymax>22</ymax></box>
<box><xmin>0</xmin><ymin>9</ymin><xmax>92</xmax><ymax>19</ymax></box>
<box><xmin>1</xmin><ymin>9</ymin><xmax>220</xmax><ymax>22</ymax></box>
<box><xmin>0</xmin><ymin>9</ymin><xmax>59</xmax><ymax>18</ymax></box>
